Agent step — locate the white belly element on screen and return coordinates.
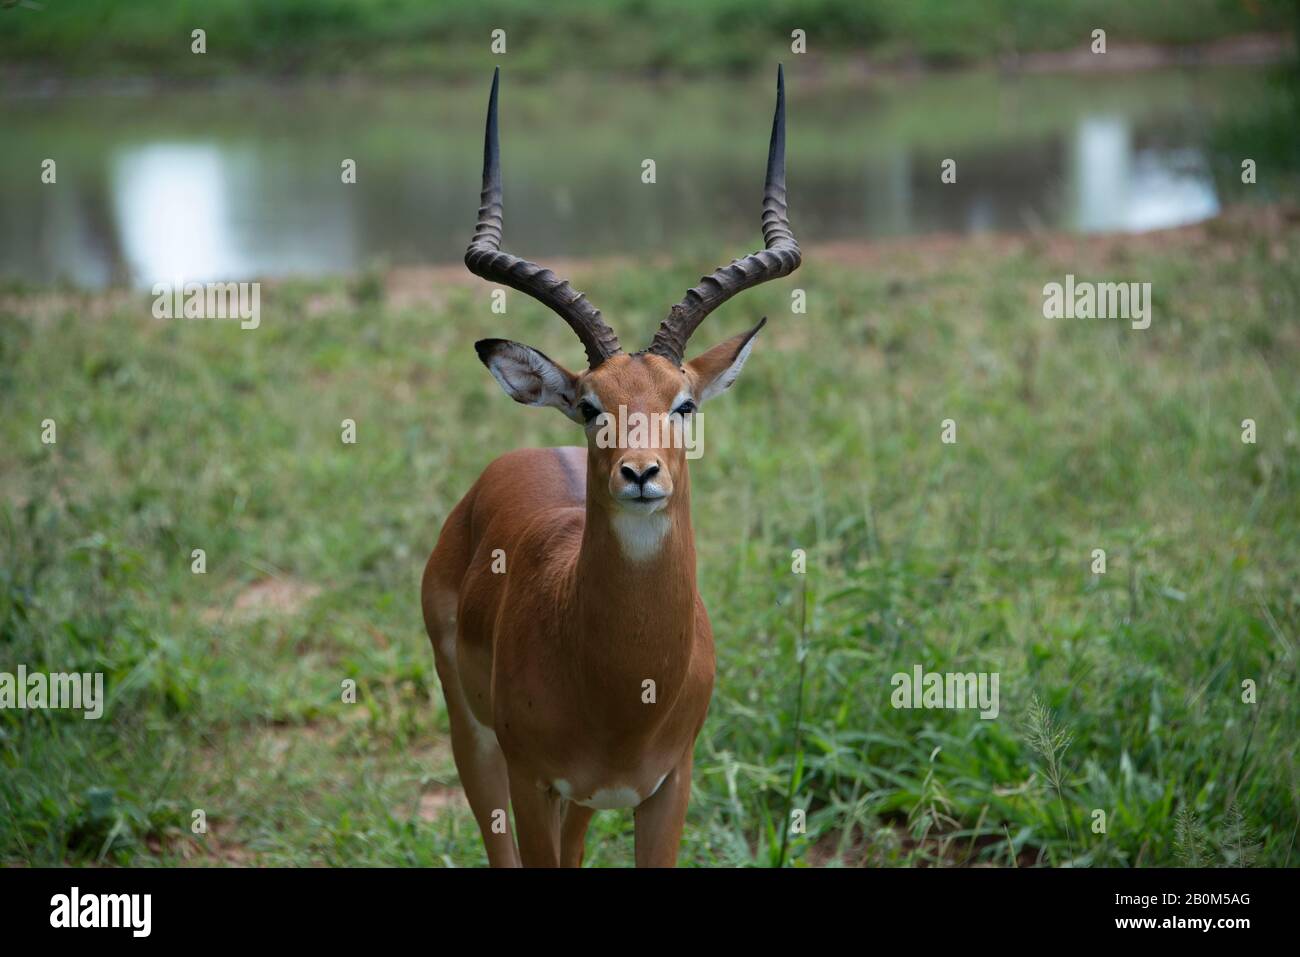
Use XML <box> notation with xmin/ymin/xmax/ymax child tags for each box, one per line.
<box><xmin>552</xmin><ymin>773</ymin><xmax>669</xmax><ymax>809</ymax></box>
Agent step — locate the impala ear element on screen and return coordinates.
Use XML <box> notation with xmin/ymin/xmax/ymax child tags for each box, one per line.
<box><xmin>684</xmin><ymin>316</ymin><xmax>766</xmax><ymax>403</ymax></box>
<box><xmin>475</xmin><ymin>339</ymin><xmax>582</xmax><ymax>422</ymax></box>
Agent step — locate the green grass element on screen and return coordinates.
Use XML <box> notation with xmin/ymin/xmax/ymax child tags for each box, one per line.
<box><xmin>1</xmin><ymin>212</ymin><xmax>1298</xmax><ymax>867</ymax></box>
<box><xmin>0</xmin><ymin>0</ymin><xmax>1293</xmax><ymax>80</ymax></box>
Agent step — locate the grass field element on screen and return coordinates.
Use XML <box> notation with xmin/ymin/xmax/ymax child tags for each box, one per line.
<box><xmin>1</xmin><ymin>208</ymin><xmax>1297</xmax><ymax>867</ymax></box>
<box><xmin>1</xmin><ymin>0</ymin><xmax>1293</xmax><ymax>80</ymax></box>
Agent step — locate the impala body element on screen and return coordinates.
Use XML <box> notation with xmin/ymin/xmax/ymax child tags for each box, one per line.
<box><xmin>422</xmin><ymin>66</ymin><xmax>800</xmax><ymax>867</ymax></box>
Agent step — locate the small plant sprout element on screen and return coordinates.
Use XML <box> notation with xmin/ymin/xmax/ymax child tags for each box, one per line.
<box><xmin>1174</xmin><ymin>806</ymin><xmax>1209</xmax><ymax>866</ymax></box>
<box><xmin>1023</xmin><ymin>694</ymin><xmax>1076</xmax><ymax>856</ymax></box>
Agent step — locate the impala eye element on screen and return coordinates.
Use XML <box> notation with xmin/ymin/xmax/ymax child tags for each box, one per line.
<box><xmin>673</xmin><ymin>399</ymin><xmax>697</xmax><ymax>416</ymax></box>
<box><xmin>577</xmin><ymin>400</ymin><xmax>600</xmax><ymax>423</ymax></box>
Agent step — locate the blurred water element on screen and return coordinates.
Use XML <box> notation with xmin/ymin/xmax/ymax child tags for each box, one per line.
<box><xmin>0</xmin><ymin>67</ymin><xmax>1258</xmax><ymax>289</ymax></box>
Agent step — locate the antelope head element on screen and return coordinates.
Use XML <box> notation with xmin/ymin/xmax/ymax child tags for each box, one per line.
<box><xmin>468</xmin><ymin>66</ymin><xmax>801</xmax><ymax>521</ymax></box>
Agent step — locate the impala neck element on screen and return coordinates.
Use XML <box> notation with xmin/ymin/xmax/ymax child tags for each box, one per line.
<box><xmin>569</xmin><ymin>458</ymin><xmax>698</xmax><ymax>696</ymax></box>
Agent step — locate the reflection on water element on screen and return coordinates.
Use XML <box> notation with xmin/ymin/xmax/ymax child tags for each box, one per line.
<box><xmin>112</xmin><ymin>144</ymin><xmax>245</xmax><ymax>281</ymax></box>
<box><xmin>1075</xmin><ymin>116</ymin><xmax>1132</xmax><ymax>231</ymax></box>
<box><xmin>110</xmin><ymin>143</ymin><xmax>362</xmax><ymax>285</ymax></box>
<box><xmin>0</xmin><ymin>69</ymin><xmax>1258</xmax><ymax>288</ymax></box>
<box><xmin>1072</xmin><ymin>115</ymin><xmax>1219</xmax><ymax>232</ymax></box>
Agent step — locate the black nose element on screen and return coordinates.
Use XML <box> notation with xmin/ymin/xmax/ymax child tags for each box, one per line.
<box><xmin>620</xmin><ymin>463</ymin><xmax>660</xmax><ymax>485</ymax></box>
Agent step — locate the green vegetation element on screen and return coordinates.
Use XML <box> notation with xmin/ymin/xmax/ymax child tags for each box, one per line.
<box><xmin>0</xmin><ymin>0</ymin><xmax>1292</xmax><ymax>80</ymax></box>
<box><xmin>2</xmin><ymin>213</ymin><xmax>1296</xmax><ymax>866</ymax></box>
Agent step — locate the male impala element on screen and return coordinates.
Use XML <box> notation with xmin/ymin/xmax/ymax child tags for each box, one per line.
<box><xmin>422</xmin><ymin>66</ymin><xmax>800</xmax><ymax>867</ymax></box>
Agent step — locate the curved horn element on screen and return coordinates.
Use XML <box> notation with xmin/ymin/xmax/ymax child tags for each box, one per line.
<box><xmin>464</xmin><ymin>68</ymin><xmax>622</xmax><ymax>368</ymax></box>
<box><xmin>647</xmin><ymin>64</ymin><xmax>801</xmax><ymax>365</ymax></box>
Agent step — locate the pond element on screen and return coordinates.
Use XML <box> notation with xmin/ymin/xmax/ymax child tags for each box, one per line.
<box><xmin>0</xmin><ymin>66</ymin><xmax>1269</xmax><ymax>288</ymax></box>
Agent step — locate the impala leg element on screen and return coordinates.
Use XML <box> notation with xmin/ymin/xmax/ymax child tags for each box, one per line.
<box><xmin>435</xmin><ymin>672</ymin><xmax>520</xmax><ymax>867</ymax></box>
<box><xmin>508</xmin><ymin>774</ymin><xmax>563</xmax><ymax>867</ymax></box>
<box><xmin>559</xmin><ymin>802</ymin><xmax>595</xmax><ymax>867</ymax></box>
<box><xmin>633</xmin><ymin>754</ymin><xmax>693</xmax><ymax>867</ymax></box>
<box><xmin>425</xmin><ymin>587</ymin><xmax>520</xmax><ymax>867</ymax></box>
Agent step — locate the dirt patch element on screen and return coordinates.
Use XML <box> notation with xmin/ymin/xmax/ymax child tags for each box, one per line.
<box><xmin>202</xmin><ymin>576</ymin><xmax>322</xmax><ymax>623</ymax></box>
<box><xmin>0</xmin><ymin>288</ymin><xmax>142</xmax><ymax>324</ymax></box>
<box><xmin>401</xmin><ymin>785</ymin><xmax>470</xmax><ymax>822</ymax></box>
<box><xmin>145</xmin><ymin>819</ymin><xmax>259</xmax><ymax>866</ymax></box>
<box><xmin>380</xmin><ymin>252</ymin><xmax>654</xmax><ymax>311</ymax></box>
<box><xmin>808</xmin><ymin>821</ymin><xmax>1044</xmax><ymax>868</ymax></box>
<box><xmin>1003</xmin><ymin>32</ymin><xmax>1294</xmax><ymax>75</ymax></box>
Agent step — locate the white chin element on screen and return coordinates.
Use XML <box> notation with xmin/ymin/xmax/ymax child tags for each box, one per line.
<box><xmin>618</xmin><ymin>497</ymin><xmax>668</xmax><ymax>514</ymax></box>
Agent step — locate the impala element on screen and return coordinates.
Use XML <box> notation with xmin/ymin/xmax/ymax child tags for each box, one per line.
<box><xmin>421</xmin><ymin>65</ymin><xmax>801</xmax><ymax>867</ymax></box>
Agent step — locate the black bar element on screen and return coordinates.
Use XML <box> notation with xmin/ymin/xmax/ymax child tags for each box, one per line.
<box><xmin>0</xmin><ymin>866</ymin><xmax>1282</xmax><ymax>943</ymax></box>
